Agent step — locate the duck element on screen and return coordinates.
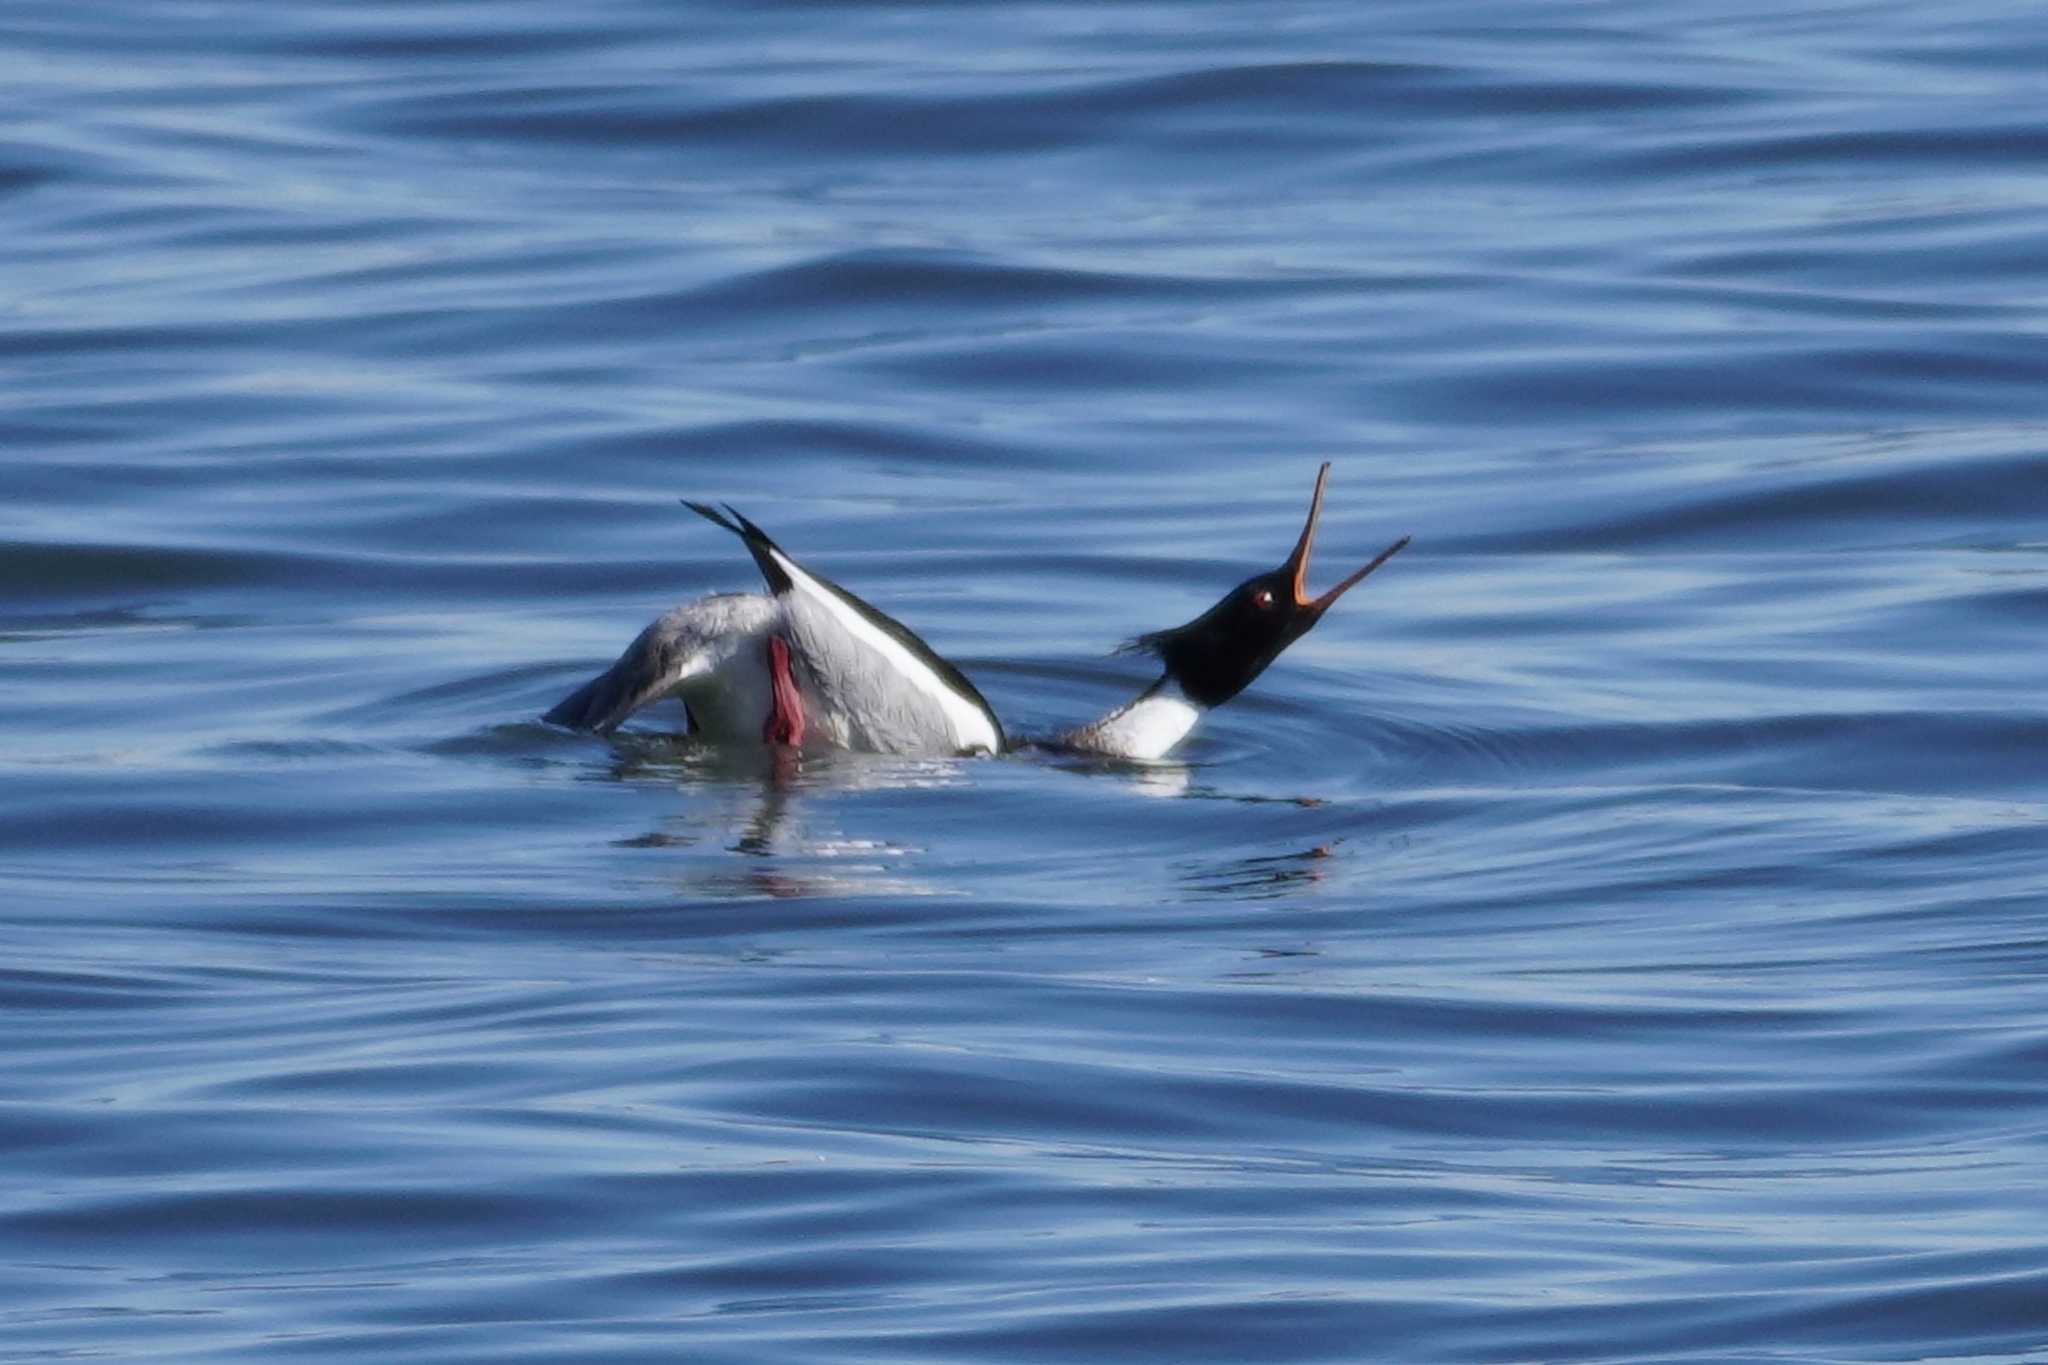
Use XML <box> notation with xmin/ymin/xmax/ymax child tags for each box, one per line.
<box><xmin>543</xmin><ymin>463</ymin><xmax>1408</xmax><ymax>760</ymax></box>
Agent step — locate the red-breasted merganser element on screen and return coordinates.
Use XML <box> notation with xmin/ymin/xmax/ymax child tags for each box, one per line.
<box><xmin>544</xmin><ymin>463</ymin><xmax>1408</xmax><ymax>760</ymax></box>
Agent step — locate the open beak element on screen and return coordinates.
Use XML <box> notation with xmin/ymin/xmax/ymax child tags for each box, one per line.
<box><xmin>1284</xmin><ymin>462</ymin><xmax>1411</xmax><ymax>614</ymax></box>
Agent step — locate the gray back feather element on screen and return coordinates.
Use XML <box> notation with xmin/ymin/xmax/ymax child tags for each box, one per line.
<box><xmin>544</xmin><ymin>594</ymin><xmax>777</xmax><ymax>734</ymax></box>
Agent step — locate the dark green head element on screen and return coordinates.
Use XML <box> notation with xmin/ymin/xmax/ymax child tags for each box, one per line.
<box><xmin>1130</xmin><ymin>464</ymin><xmax>1409</xmax><ymax>709</ymax></box>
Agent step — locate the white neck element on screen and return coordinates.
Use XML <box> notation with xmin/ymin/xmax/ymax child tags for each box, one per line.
<box><xmin>1058</xmin><ymin>678</ymin><xmax>1205</xmax><ymax>759</ymax></box>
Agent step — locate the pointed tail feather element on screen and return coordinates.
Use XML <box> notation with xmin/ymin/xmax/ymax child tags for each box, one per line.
<box><xmin>680</xmin><ymin>498</ymin><xmax>791</xmax><ymax>594</ymax></box>
<box><xmin>681</xmin><ymin>500</ymin><xmax>742</xmax><ymax>536</ymax></box>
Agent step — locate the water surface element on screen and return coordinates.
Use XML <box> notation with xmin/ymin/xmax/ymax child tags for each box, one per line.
<box><xmin>4</xmin><ymin>2</ymin><xmax>2047</xmax><ymax>1361</ymax></box>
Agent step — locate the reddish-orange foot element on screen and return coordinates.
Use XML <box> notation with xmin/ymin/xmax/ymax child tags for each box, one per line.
<box><xmin>763</xmin><ymin>634</ymin><xmax>805</xmax><ymax>746</ymax></box>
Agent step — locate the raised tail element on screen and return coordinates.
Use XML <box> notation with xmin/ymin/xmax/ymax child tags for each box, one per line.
<box><xmin>683</xmin><ymin>500</ymin><xmax>792</xmax><ymax>595</ymax></box>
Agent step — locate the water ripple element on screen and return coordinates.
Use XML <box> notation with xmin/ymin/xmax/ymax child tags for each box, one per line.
<box><xmin>7</xmin><ymin>0</ymin><xmax>2048</xmax><ymax>1361</ymax></box>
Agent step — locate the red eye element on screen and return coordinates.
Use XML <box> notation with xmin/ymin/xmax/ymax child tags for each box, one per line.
<box><xmin>1252</xmin><ymin>588</ymin><xmax>1275</xmax><ymax>609</ymax></box>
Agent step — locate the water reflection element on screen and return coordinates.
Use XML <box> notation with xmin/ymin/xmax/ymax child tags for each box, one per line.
<box><xmin>583</xmin><ymin>724</ymin><xmax>1385</xmax><ymax>907</ymax></box>
<box><xmin>1178</xmin><ymin>839</ymin><xmax>1342</xmax><ymax>900</ymax></box>
<box><xmin>1033</xmin><ymin>747</ymin><xmax>1196</xmax><ymax>799</ymax></box>
<box><xmin>595</xmin><ymin>738</ymin><xmax>972</xmax><ymax>900</ymax></box>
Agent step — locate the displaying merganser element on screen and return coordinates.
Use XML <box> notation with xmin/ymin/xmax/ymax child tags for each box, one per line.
<box><xmin>544</xmin><ymin>463</ymin><xmax>1408</xmax><ymax>760</ymax></box>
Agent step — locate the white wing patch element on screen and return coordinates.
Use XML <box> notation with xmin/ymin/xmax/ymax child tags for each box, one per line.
<box><xmin>768</xmin><ymin>546</ymin><xmax>1000</xmax><ymax>755</ymax></box>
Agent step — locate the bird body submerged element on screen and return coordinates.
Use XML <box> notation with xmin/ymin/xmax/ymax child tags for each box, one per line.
<box><xmin>545</xmin><ymin>466</ymin><xmax>1407</xmax><ymax>761</ymax></box>
<box><xmin>541</xmin><ymin>592</ymin><xmax>781</xmax><ymax>741</ymax></box>
<box><xmin>755</xmin><ymin>515</ymin><xmax>1003</xmax><ymax>755</ymax></box>
<box><xmin>545</xmin><ymin>507</ymin><xmax>1002</xmax><ymax>755</ymax></box>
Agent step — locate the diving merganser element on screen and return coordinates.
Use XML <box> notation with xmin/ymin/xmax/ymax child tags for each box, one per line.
<box><xmin>544</xmin><ymin>463</ymin><xmax>1408</xmax><ymax>760</ymax></box>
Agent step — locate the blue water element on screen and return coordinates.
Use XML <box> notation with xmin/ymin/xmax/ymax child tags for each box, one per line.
<box><xmin>5</xmin><ymin>2</ymin><xmax>2047</xmax><ymax>1360</ymax></box>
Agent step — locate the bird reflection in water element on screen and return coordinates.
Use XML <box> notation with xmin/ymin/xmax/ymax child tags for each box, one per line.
<box><xmin>1179</xmin><ymin>835</ymin><xmax>1344</xmax><ymax>902</ymax></box>
<box><xmin>595</xmin><ymin>731</ymin><xmax>1342</xmax><ymax>904</ymax></box>
<box><xmin>603</xmin><ymin>739</ymin><xmax>966</xmax><ymax>901</ymax></box>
